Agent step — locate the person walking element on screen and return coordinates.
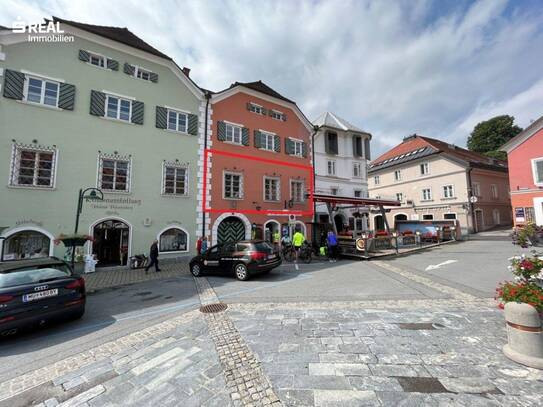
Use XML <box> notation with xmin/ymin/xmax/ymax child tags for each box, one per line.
<box><xmin>145</xmin><ymin>239</ymin><xmax>161</xmax><ymax>273</ymax></box>
<box><xmin>292</xmin><ymin>227</ymin><xmax>305</xmax><ymax>270</ymax></box>
<box><xmin>200</xmin><ymin>236</ymin><xmax>208</xmax><ymax>254</ymax></box>
<box><xmin>327</xmin><ymin>230</ymin><xmax>338</xmax><ymax>262</ymax></box>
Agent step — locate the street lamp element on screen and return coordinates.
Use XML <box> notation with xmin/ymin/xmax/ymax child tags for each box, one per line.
<box><xmin>71</xmin><ymin>188</ymin><xmax>104</xmax><ymax>268</ymax></box>
<box><xmin>435</xmin><ymin>226</ymin><xmax>441</xmax><ymax>245</ymax></box>
<box><xmin>415</xmin><ymin>230</ymin><xmax>422</xmax><ymax>248</ymax></box>
<box><xmin>392</xmin><ymin>231</ymin><xmax>399</xmax><ymax>255</ymax></box>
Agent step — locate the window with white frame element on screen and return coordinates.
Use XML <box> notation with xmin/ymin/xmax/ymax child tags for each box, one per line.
<box><xmin>106</xmin><ymin>95</ymin><xmax>132</xmax><ymax>122</ymax></box>
<box><xmin>327</xmin><ymin>160</ymin><xmax>336</xmax><ymax>176</ymax></box>
<box><xmin>354</xmin><ymin>190</ymin><xmax>362</xmax><ymax>198</ymax></box>
<box><xmin>394</xmin><ymin>170</ymin><xmax>402</xmax><ymax>181</ymax></box>
<box><xmin>291</xmin><ymin>180</ymin><xmax>304</xmax><ymax>203</ymax></box>
<box><xmin>396</xmin><ymin>193</ymin><xmax>403</xmax><ymax>202</ymax></box>
<box><xmin>422</xmin><ymin>188</ymin><xmax>432</xmax><ymax>201</ymax></box>
<box><xmin>271</xmin><ymin>110</ymin><xmax>284</xmax><ymax>121</ymax></box>
<box><xmin>9</xmin><ymin>144</ymin><xmax>56</xmax><ymax>188</ymax></box>
<box><xmin>422</xmin><ymin>214</ymin><xmax>434</xmax><ymax>220</ymax></box>
<box><xmin>490</xmin><ymin>184</ymin><xmax>498</xmax><ymax>199</ymax></box>
<box><xmin>89</xmin><ymin>52</ymin><xmax>106</xmax><ymax>68</ymax></box>
<box><xmin>444</xmin><ymin>213</ymin><xmax>457</xmax><ymax>220</ymax></box>
<box><xmin>224</xmin><ymin>172</ymin><xmax>242</xmax><ymax>199</ymax></box>
<box><xmin>261</xmin><ymin>132</ymin><xmax>275</xmax><ymax>151</ymax></box>
<box><xmin>292</xmin><ymin>139</ymin><xmax>303</xmax><ymax>157</ymax></box>
<box><xmin>264</xmin><ymin>177</ymin><xmax>280</xmax><ymax>201</ymax></box>
<box><xmin>136</xmin><ymin>66</ymin><xmax>152</xmax><ymax>81</ymax></box>
<box><xmin>249</xmin><ymin>103</ymin><xmax>264</xmax><ymax>115</ymax></box>
<box><xmin>25</xmin><ymin>76</ymin><xmax>59</xmax><ymax>107</ymax></box>
<box><xmin>99</xmin><ymin>156</ymin><xmax>130</xmax><ymax>192</ymax></box>
<box><xmin>163</xmin><ymin>163</ymin><xmax>188</xmax><ymax>196</ymax></box>
<box><xmin>167</xmin><ymin>110</ymin><xmax>188</xmax><ymax>133</ymax></box>
<box><xmin>442</xmin><ymin>184</ymin><xmax>454</xmax><ymax>199</ymax></box>
<box><xmin>225</xmin><ymin>123</ymin><xmax>243</xmax><ymax>144</ymax></box>
<box><xmin>420</xmin><ymin>162</ymin><xmax>429</xmax><ymax>175</ymax></box>
<box><xmin>374</xmin><ymin>175</ymin><xmax>380</xmax><ymax>185</ymax></box>
<box><xmin>159</xmin><ymin>228</ymin><xmax>188</xmax><ymax>253</ymax></box>
<box><xmin>533</xmin><ymin>157</ymin><xmax>543</xmax><ymax>185</ymax></box>
<box><xmin>472</xmin><ymin>182</ymin><xmax>481</xmax><ymax>197</ymax></box>
<box><xmin>353</xmin><ymin>162</ymin><xmax>362</xmax><ymax>178</ymax></box>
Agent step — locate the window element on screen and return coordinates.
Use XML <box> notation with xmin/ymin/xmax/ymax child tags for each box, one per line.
<box><xmin>225</xmin><ymin>123</ymin><xmax>243</xmax><ymax>144</ymax></box>
<box><xmin>472</xmin><ymin>182</ymin><xmax>481</xmax><ymax>197</ymax></box>
<box><xmin>422</xmin><ymin>214</ymin><xmax>434</xmax><ymax>220</ymax></box>
<box><xmin>354</xmin><ymin>190</ymin><xmax>362</xmax><ymax>198</ymax></box>
<box><xmin>89</xmin><ymin>53</ymin><xmax>106</xmax><ymax>68</ymax></box>
<box><xmin>264</xmin><ymin>177</ymin><xmax>280</xmax><ymax>201</ymax></box>
<box><xmin>291</xmin><ymin>180</ymin><xmax>305</xmax><ymax>203</ymax></box>
<box><xmin>106</xmin><ymin>95</ymin><xmax>132</xmax><ymax>122</ymax></box>
<box><xmin>396</xmin><ymin>193</ymin><xmax>403</xmax><ymax>202</ymax></box>
<box><xmin>420</xmin><ymin>162</ymin><xmax>429</xmax><ymax>175</ymax></box>
<box><xmin>394</xmin><ymin>170</ymin><xmax>402</xmax><ymax>181</ymax></box>
<box><xmin>374</xmin><ymin>175</ymin><xmax>380</xmax><ymax>185</ymax></box>
<box><xmin>525</xmin><ymin>207</ymin><xmax>535</xmax><ymax>222</ymax></box>
<box><xmin>353</xmin><ymin>136</ymin><xmax>363</xmax><ymax>157</ymax></box>
<box><xmin>249</xmin><ymin>103</ymin><xmax>264</xmax><ymax>115</ymax></box>
<box><xmin>136</xmin><ymin>67</ymin><xmax>152</xmax><ymax>81</ymax></box>
<box><xmin>442</xmin><ymin>185</ymin><xmax>454</xmax><ymax>199</ymax></box>
<box><xmin>422</xmin><ymin>188</ymin><xmax>432</xmax><ymax>201</ymax></box>
<box><xmin>271</xmin><ymin>110</ymin><xmax>284</xmax><ymax>121</ymax></box>
<box><xmin>331</xmin><ymin>188</ymin><xmax>338</xmax><ymax>195</ymax></box>
<box><xmin>490</xmin><ymin>184</ymin><xmax>498</xmax><ymax>199</ymax></box>
<box><xmin>2</xmin><ymin>230</ymin><xmax>52</xmax><ymax>261</ymax></box>
<box><xmin>9</xmin><ymin>145</ymin><xmax>56</xmax><ymax>188</ymax></box>
<box><xmin>159</xmin><ymin>228</ymin><xmax>188</xmax><ymax>253</ymax></box>
<box><xmin>444</xmin><ymin>213</ymin><xmax>457</xmax><ymax>220</ymax></box>
<box><xmin>533</xmin><ymin>158</ymin><xmax>543</xmax><ymax>185</ymax></box>
<box><xmin>353</xmin><ymin>162</ymin><xmax>362</xmax><ymax>178</ymax></box>
<box><xmin>167</xmin><ymin>110</ymin><xmax>188</xmax><ymax>133</ymax></box>
<box><xmin>327</xmin><ymin>160</ymin><xmax>336</xmax><ymax>176</ymax></box>
<box><xmin>99</xmin><ymin>157</ymin><xmax>130</xmax><ymax>192</ymax></box>
<box><xmin>163</xmin><ymin>164</ymin><xmax>188</xmax><ymax>196</ymax></box>
<box><xmin>325</xmin><ymin>132</ymin><xmax>338</xmax><ymax>155</ymax></box>
<box><xmin>261</xmin><ymin>132</ymin><xmax>275</xmax><ymax>151</ymax></box>
<box><xmin>224</xmin><ymin>172</ymin><xmax>242</xmax><ymax>199</ymax></box>
<box><xmin>25</xmin><ymin>77</ymin><xmax>59</xmax><ymax>107</ymax></box>
<box><xmin>292</xmin><ymin>139</ymin><xmax>304</xmax><ymax>157</ymax></box>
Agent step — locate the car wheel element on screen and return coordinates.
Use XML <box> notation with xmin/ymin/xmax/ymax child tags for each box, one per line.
<box><xmin>70</xmin><ymin>306</ymin><xmax>85</xmax><ymax>321</ymax></box>
<box><xmin>191</xmin><ymin>263</ymin><xmax>203</xmax><ymax>277</ymax></box>
<box><xmin>234</xmin><ymin>263</ymin><xmax>249</xmax><ymax>281</ymax></box>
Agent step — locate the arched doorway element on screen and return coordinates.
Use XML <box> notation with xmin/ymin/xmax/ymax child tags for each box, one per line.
<box><xmin>1</xmin><ymin>227</ymin><xmax>53</xmax><ymax>261</ymax></box>
<box><xmin>217</xmin><ymin>216</ymin><xmax>246</xmax><ymax>244</ymax></box>
<box><xmin>264</xmin><ymin>220</ymin><xmax>280</xmax><ymax>244</ymax></box>
<box><xmin>334</xmin><ymin>214</ymin><xmax>344</xmax><ymax>233</ymax></box>
<box><xmin>394</xmin><ymin>213</ymin><xmax>408</xmax><ymax>229</ymax></box>
<box><xmin>92</xmin><ymin>219</ymin><xmax>130</xmax><ymax>267</ymax></box>
<box><xmin>373</xmin><ymin>214</ymin><xmax>385</xmax><ymax>231</ymax></box>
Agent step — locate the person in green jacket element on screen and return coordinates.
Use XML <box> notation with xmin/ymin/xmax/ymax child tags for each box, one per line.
<box><xmin>292</xmin><ymin>228</ymin><xmax>305</xmax><ymax>270</ymax></box>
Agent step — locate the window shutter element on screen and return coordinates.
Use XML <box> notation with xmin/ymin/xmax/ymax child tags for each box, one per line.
<box><xmin>78</xmin><ymin>50</ymin><xmax>90</xmax><ymax>62</ymax></box>
<box><xmin>302</xmin><ymin>142</ymin><xmax>308</xmax><ymax>158</ymax></box>
<box><xmin>89</xmin><ymin>90</ymin><xmax>106</xmax><ymax>116</ymax></box>
<box><xmin>242</xmin><ymin>128</ymin><xmax>250</xmax><ymax>146</ymax></box>
<box><xmin>282</xmin><ymin>113</ymin><xmax>287</xmax><ymax>122</ymax></box>
<box><xmin>285</xmin><ymin>138</ymin><xmax>294</xmax><ymax>155</ymax></box>
<box><xmin>107</xmin><ymin>59</ymin><xmax>119</xmax><ymax>71</ymax></box>
<box><xmin>274</xmin><ymin>135</ymin><xmax>281</xmax><ymax>152</ymax></box>
<box><xmin>324</xmin><ymin>132</ymin><xmax>330</xmax><ymax>154</ymax></box>
<box><xmin>123</xmin><ymin>63</ymin><xmax>135</xmax><ymax>76</ymax></box>
<box><xmin>364</xmin><ymin>138</ymin><xmax>371</xmax><ymax>160</ymax></box>
<box><xmin>246</xmin><ymin>102</ymin><xmax>252</xmax><ymax>111</ymax></box>
<box><xmin>254</xmin><ymin>130</ymin><xmax>262</xmax><ymax>148</ymax></box>
<box><xmin>149</xmin><ymin>72</ymin><xmax>159</xmax><ymax>83</ymax></box>
<box><xmin>58</xmin><ymin>83</ymin><xmax>76</xmax><ymax>110</ymax></box>
<box><xmin>131</xmin><ymin>101</ymin><xmax>144</xmax><ymax>125</ymax></box>
<box><xmin>155</xmin><ymin>106</ymin><xmax>167</xmax><ymax>129</ymax></box>
<box><xmin>188</xmin><ymin>113</ymin><xmax>198</xmax><ymax>135</ymax></box>
<box><xmin>3</xmin><ymin>70</ymin><xmax>25</xmax><ymax>100</ymax></box>
<box><xmin>261</xmin><ymin>108</ymin><xmax>268</xmax><ymax>115</ymax></box>
<box><xmin>536</xmin><ymin>160</ymin><xmax>543</xmax><ymax>183</ymax></box>
<box><xmin>217</xmin><ymin>121</ymin><xmax>226</xmax><ymax>141</ymax></box>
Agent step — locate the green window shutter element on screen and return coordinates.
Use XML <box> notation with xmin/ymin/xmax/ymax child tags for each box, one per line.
<box><xmin>302</xmin><ymin>142</ymin><xmax>308</xmax><ymax>158</ymax></box>
<box><xmin>107</xmin><ymin>59</ymin><xmax>119</xmax><ymax>71</ymax></box>
<box><xmin>131</xmin><ymin>101</ymin><xmax>144</xmax><ymax>125</ymax></box>
<box><xmin>246</xmin><ymin>102</ymin><xmax>252</xmax><ymax>111</ymax></box>
<box><xmin>282</xmin><ymin>113</ymin><xmax>287</xmax><ymax>122</ymax></box>
<box><xmin>285</xmin><ymin>138</ymin><xmax>294</xmax><ymax>155</ymax></box>
<box><xmin>89</xmin><ymin>90</ymin><xmax>106</xmax><ymax>116</ymax></box>
<box><xmin>242</xmin><ymin>128</ymin><xmax>250</xmax><ymax>146</ymax></box>
<box><xmin>364</xmin><ymin>138</ymin><xmax>371</xmax><ymax>160</ymax></box>
<box><xmin>3</xmin><ymin>70</ymin><xmax>25</xmax><ymax>100</ymax></box>
<box><xmin>217</xmin><ymin>121</ymin><xmax>226</xmax><ymax>141</ymax></box>
<box><xmin>58</xmin><ymin>83</ymin><xmax>76</xmax><ymax>110</ymax></box>
<box><xmin>155</xmin><ymin>106</ymin><xmax>167</xmax><ymax>129</ymax></box>
<box><xmin>274</xmin><ymin>135</ymin><xmax>281</xmax><ymax>152</ymax></box>
<box><xmin>123</xmin><ymin>63</ymin><xmax>135</xmax><ymax>76</ymax></box>
<box><xmin>261</xmin><ymin>108</ymin><xmax>268</xmax><ymax>115</ymax></box>
<box><xmin>254</xmin><ymin>130</ymin><xmax>262</xmax><ymax>148</ymax></box>
<box><xmin>149</xmin><ymin>72</ymin><xmax>159</xmax><ymax>83</ymax></box>
<box><xmin>188</xmin><ymin>113</ymin><xmax>198</xmax><ymax>135</ymax></box>
<box><xmin>78</xmin><ymin>49</ymin><xmax>90</xmax><ymax>62</ymax></box>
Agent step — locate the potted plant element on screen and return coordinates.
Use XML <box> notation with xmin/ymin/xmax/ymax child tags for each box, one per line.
<box><xmin>55</xmin><ymin>234</ymin><xmax>94</xmax><ymax>274</ymax></box>
<box><xmin>496</xmin><ymin>252</ymin><xmax>543</xmax><ymax>368</ymax></box>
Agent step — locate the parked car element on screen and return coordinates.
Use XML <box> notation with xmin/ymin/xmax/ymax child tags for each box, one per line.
<box><xmin>190</xmin><ymin>240</ymin><xmax>281</xmax><ymax>281</ymax></box>
<box><xmin>0</xmin><ymin>257</ymin><xmax>86</xmax><ymax>337</ymax></box>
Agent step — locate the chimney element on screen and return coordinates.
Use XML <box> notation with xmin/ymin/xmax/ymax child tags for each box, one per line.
<box><xmin>182</xmin><ymin>67</ymin><xmax>191</xmax><ymax>77</ymax></box>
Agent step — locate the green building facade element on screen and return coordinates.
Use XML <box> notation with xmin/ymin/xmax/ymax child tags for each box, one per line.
<box><xmin>0</xmin><ymin>19</ymin><xmax>205</xmax><ymax>267</ymax></box>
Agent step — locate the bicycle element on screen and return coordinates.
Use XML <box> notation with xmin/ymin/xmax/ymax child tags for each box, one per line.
<box><xmin>297</xmin><ymin>242</ymin><xmax>313</xmax><ymax>264</ymax></box>
<box><xmin>281</xmin><ymin>244</ymin><xmax>295</xmax><ymax>262</ymax></box>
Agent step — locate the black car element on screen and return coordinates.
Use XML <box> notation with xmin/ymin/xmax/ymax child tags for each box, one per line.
<box><xmin>190</xmin><ymin>240</ymin><xmax>281</xmax><ymax>281</ymax></box>
<box><xmin>0</xmin><ymin>257</ymin><xmax>86</xmax><ymax>337</ymax></box>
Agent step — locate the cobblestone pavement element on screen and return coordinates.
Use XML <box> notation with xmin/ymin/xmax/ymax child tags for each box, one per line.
<box><xmin>83</xmin><ymin>261</ymin><xmax>190</xmax><ymax>292</ymax></box>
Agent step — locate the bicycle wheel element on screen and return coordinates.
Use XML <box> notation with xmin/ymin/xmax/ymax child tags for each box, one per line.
<box><xmin>285</xmin><ymin>248</ymin><xmax>295</xmax><ymax>262</ymax></box>
<box><xmin>303</xmin><ymin>249</ymin><xmax>312</xmax><ymax>264</ymax></box>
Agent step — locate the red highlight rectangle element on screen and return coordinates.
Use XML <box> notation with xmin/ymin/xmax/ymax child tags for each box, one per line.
<box><xmin>202</xmin><ymin>148</ymin><xmax>314</xmax><ymax>217</ymax></box>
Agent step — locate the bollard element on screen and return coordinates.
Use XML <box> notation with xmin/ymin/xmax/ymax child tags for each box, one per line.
<box><xmin>503</xmin><ymin>302</ymin><xmax>543</xmax><ymax>369</ymax></box>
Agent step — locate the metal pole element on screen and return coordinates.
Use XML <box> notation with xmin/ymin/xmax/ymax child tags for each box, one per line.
<box><xmin>201</xmin><ymin>92</ymin><xmax>211</xmax><ymax>240</ymax></box>
<box><xmin>71</xmin><ymin>189</ymin><xmax>83</xmax><ymax>269</ymax></box>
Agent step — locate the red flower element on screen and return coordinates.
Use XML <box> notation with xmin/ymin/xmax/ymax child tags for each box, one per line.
<box><xmin>520</xmin><ymin>260</ymin><xmax>534</xmax><ymax>270</ymax></box>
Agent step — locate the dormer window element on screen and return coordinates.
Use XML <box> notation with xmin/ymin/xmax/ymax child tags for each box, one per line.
<box><xmin>248</xmin><ymin>103</ymin><xmax>266</xmax><ymax>115</ymax></box>
<box><xmin>89</xmin><ymin>53</ymin><xmax>106</xmax><ymax>68</ymax></box>
<box><xmin>136</xmin><ymin>67</ymin><xmax>151</xmax><ymax>81</ymax></box>
<box><xmin>270</xmin><ymin>110</ymin><xmax>285</xmax><ymax>121</ymax></box>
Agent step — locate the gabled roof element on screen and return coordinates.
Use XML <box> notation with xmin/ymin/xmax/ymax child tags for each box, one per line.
<box><xmin>51</xmin><ymin>16</ymin><xmax>172</xmax><ymax>60</ymax></box>
<box><xmin>500</xmin><ymin>114</ymin><xmax>543</xmax><ymax>153</ymax></box>
<box><xmin>229</xmin><ymin>80</ymin><xmax>295</xmax><ymax>104</ymax></box>
<box><xmin>313</xmin><ymin>112</ymin><xmax>369</xmax><ymax>135</ymax></box>
<box><xmin>0</xmin><ymin>25</ymin><xmax>8</xmax><ymax>30</ymax></box>
<box><xmin>369</xmin><ymin>134</ymin><xmax>508</xmax><ymax>173</ymax></box>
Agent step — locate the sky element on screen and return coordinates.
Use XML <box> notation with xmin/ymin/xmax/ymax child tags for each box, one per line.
<box><xmin>1</xmin><ymin>0</ymin><xmax>542</xmax><ymax>157</ymax></box>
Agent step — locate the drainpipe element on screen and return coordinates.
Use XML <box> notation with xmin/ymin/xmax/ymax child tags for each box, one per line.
<box><xmin>311</xmin><ymin>125</ymin><xmax>319</xmax><ymax>243</ymax></box>
<box><xmin>467</xmin><ymin>167</ymin><xmax>476</xmax><ymax>234</ymax></box>
<box><xmin>201</xmin><ymin>91</ymin><xmax>211</xmax><ymax>239</ymax></box>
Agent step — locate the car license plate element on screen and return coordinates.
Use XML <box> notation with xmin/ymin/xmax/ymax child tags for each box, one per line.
<box><xmin>23</xmin><ymin>289</ymin><xmax>59</xmax><ymax>303</ymax></box>
<box><xmin>267</xmin><ymin>254</ymin><xmax>276</xmax><ymax>260</ymax></box>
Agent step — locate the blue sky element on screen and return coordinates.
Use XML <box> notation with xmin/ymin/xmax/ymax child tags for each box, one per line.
<box><xmin>1</xmin><ymin>0</ymin><xmax>542</xmax><ymax>157</ymax></box>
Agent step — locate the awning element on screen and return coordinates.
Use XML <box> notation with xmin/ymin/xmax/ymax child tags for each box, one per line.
<box><xmin>312</xmin><ymin>193</ymin><xmax>401</xmax><ymax>207</ymax></box>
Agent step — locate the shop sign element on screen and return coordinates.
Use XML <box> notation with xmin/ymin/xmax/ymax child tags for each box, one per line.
<box><xmin>90</xmin><ymin>197</ymin><xmax>142</xmax><ymax>211</ymax></box>
<box><xmin>15</xmin><ymin>218</ymin><xmax>43</xmax><ymax>227</ymax></box>
<box><xmin>514</xmin><ymin>207</ymin><xmax>525</xmax><ymax>222</ymax></box>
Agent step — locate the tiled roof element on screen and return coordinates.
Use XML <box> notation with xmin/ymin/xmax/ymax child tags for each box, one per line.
<box><xmin>369</xmin><ymin>134</ymin><xmax>507</xmax><ymax>173</ymax></box>
<box><xmin>51</xmin><ymin>17</ymin><xmax>172</xmax><ymax>60</ymax></box>
<box><xmin>230</xmin><ymin>80</ymin><xmax>295</xmax><ymax>104</ymax></box>
<box><xmin>313</xmin><ymin>112</ymin><xmax>369</xmax><ymax>134</ymax></box>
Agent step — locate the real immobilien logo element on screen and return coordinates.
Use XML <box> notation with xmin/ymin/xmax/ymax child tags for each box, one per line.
<box><xmin>11</xmin><ymin>18</ymin><xmax>74</xmax><ymax>43</ymax></box>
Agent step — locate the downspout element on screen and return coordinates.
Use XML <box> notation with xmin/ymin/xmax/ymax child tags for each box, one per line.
<box><xmin>311</xmin><ymin>125</ymin><xmax>320</xmax><ymax>243</ymax></box>
<box><xmin>467</xmin><ymin>167</ymin><xmax>476</xmax><ymax>234</ymax></box>
<box><xmin>201</xmin><ymin>91</ymin><xmax>211</xmax><ymax>238</ymax></box>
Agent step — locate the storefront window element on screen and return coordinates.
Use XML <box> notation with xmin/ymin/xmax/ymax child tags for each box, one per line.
<box><xmin>159</xmin><ymin>228</ymin><xmax>188</xmax><ymax>253</ymax></box>
<box><xmin>3</xmin><ymin>230</ymin><xmax>51</xmax><ymax>261</ymax></box>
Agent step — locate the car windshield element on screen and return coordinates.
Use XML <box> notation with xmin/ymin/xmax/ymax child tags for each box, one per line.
<box><xmin>0</xmin><ymin>265</ymin><xmax>72</xmax><ymax>289</ymax></box>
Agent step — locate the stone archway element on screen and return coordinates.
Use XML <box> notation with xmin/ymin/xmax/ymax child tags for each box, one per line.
<box><xmin>211</xmin><ymin>213</ymin><xmax>252</xmax><ymax>245</ymax></box>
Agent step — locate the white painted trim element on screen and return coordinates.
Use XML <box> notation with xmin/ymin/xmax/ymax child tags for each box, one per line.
<box><xmin>165</xmin><ymin>109</ymin><xmax>189</xmax><ymax>133</ymax></box>
<box><xmin>87</xmin><ymin>216</ymin><xmax>132</xmax><ymax>260</ymax></box>
<box><xmin>102</xmin><ymin>90</ymin><xmax>136</xmax><ymax>101</ymax></box>
<box><xmin>23</xmin><ymin>74</ymin><xmax>60</xmax><ymax>107</ymax></box>
<box><xmin>156</xmin><ymin>225</ymin><xmax>190</xmax><ymax>254</ymax></box>
<box><xmin>211</xmin><ymin>213</ymin><xmax>252</xmax><ymax>246</ymax></box>
<box><xmin>1</xmin><ymin>225</ymin><xmax>55</xmax><ymax>260</ymax></box>
<box><xmin>161</xmin><ymin>161</ymin><xmax>189</xmax><ymax>197</ymax></box>
<box><xmin>441</xmin><ymin>184</ymin><xmax>455</xmax><ymax>199</ymax></box>
<box><xmin>222</xmin><ymin>170</ymin><xmax>244</xmax><ymax>200</ymax></box>
<box><xmin>164</xmin><ymin>105</ymin><xmax>192</xmax><ymax>115</ymax></box>
<box><xmin>223</xmin><ymin>119</ymin><xmax>245</xmax><ymax>128</ymax></box>
<box><xmin>96</xmin><ymin>153</ymin><xmax>133</xmax><ymax>194</ymax></box>
<box><xmin>531</xmin><ymin>157</ymin><xmax>543</xmax><ymax>186</ymax></box>
<box><xmin>20</xmin><ymin>69</ymin><xmax>65</xmax><ymax>83</ymax></box>
<box><xmin>534</xmin><ymin>197</ymin><xmax>543</xmax><ymax>226</ymax></box>
<box><xmin>8</xmin><ymin>143</ymin><xmax>59</xmax><ymax>189</ymax></box>
<box><xmin>263</xmin><ymin>176</ymin><xmax>281</xmax><ymax>202</ymax></box>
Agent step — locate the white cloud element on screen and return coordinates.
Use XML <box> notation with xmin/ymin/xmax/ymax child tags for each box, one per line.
<box><xmin>1</xmin><ymin>0</ymin><xmax>542</xmax><ymax>156</ymax></box>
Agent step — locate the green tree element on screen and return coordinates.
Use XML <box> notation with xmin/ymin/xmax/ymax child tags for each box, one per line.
<box><xmin>467</xmin><ymin>115</ymin><xmax>522</xmax><ymax>160</ymax></box>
